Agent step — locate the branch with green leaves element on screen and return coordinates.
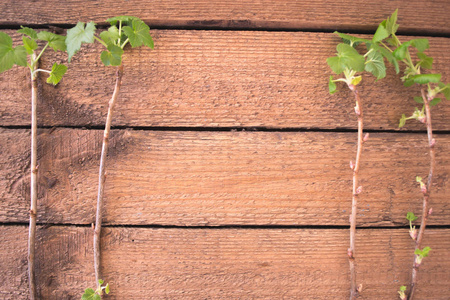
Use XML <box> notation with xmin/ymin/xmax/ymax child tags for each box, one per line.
<box><xmin>82</xmin><ymin>279</ymin><xmax>110</xmax><ymax>300</ymax></box>
<box><xmin>65</xmin><ymin>16</ymin><xmax>154</xmax><ymax>297</ymax></box>
<box><xmin>0</xmin><ymin>26</ymin><xmax>68</xmax><ymax>300</ymax></box>
<box><xmin>326</xmin><ymin>15</ymin><xmax>398</xmax><ymax>299</ymax></box>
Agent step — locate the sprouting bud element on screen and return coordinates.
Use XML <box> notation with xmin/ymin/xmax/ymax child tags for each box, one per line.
<box><xmin>347</xmin><ymin>248</ymin><xmax>354</xmax><ymax>259</ymax></box>
<box><xmin>418</xmin><ymin>116</ymin><xmax>426</xmax><ymax>123</ymax></box>
<box><xmin>354</xmin><ymin>105</ymin><xmax>361</xmax><ymax>116</ymax></box>
<box><xmin>363</xmin><ymin>133</ymin><xmax>370</xmax><ymax>142</ymax></box>
<box><xmin>428</xmin><ymin>208</ymin><xmax>433</xmax><ymax>215</ymax></box>
<box><xmin>421</xmin><ymin>184</ymin><xmax>427</xmax><ymax>195</ymax></box>
<box><xmin>355</xmin><ymin>186</ymin><xmax>363</xmax><ymax>195</ymax></box>
<box><xmin>430</xmin><ymin>139</ymin><xmax>436</xmax><ymax>147</ymax></box>
<box><xmin>415</xmin><ymin>255</ymin><xmax>423</xmax><ymax>267</ymax></box>
<box><xmin>409</xmin><ymin>228</ymin><xmax>417</xmax><ymax>241</ymax></box>
<box><xmin>348</xmin><ymin>84</ymin><xmax>356</xmax><ymax>92</ymax></box>
<box><xmin>350</xmin><ymin>161</ymin><xmax>355</xmax><ymax>170</ymax></box>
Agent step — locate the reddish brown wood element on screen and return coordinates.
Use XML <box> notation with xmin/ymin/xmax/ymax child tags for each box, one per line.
<box><xmin>0</xmin><ymin>1</ymin><xmax>449</xmax><ymax>34</ymax></box>
<box><xmin>1</xmin><ymin>226</ymin><xmax>449</xmax><ymax>299</ymax></box>
<box><xmin>1</xmin><ymin>128</ymin><xmax>450</xmax><ymax>227</ymax></box>
<box><xmin>0</xmin><ymin>30</ymin><xmax>449</xmax><ymax>130</ymax></box>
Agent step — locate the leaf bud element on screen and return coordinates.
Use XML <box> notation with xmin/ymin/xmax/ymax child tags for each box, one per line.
<box><xmin>420</xmin><ymin>184</ymin><xmax>427</xmax><ymax>195</ymax></box>
<box><xmin>348</xmin><ymin>84</ymin><xmax>356</xmax><ymax>92</ymax></box>
<box><xmin>354</xmin><ymin>105</ymin><xmax>361</xmax><ymax>116</ymax></box>
<box><xmin>357</xmin><ymin>284</ymin><xmax>363</xmax><ymax>293</ymax></box>
<box><xmin>350</xmin><ymin>161</ymin><xmax>355</xmax><ymax>170</ymax></box>
<box><xmin>409</xmin><ymin>228</ymin><xmax>417</xmax><ymax>241</ymax></box>
<box><xmin>363</xmin><ymin>133</ymin><xmax>369</xmax><ymax>142</ymax></box>
<box><xmin>347</xmin><ymin>248</ymin><xmax>354</xmax><ymax>259</ymax></box>
<box><xmin>418</xmin><ymin>116</ymin><xmax>426</xmax><ymax>123</ymax></box>
<box><xmin>430</xmin><ymin>138</ymin><xmax>436</xmax><ymax>147</ymax></box>
<box><xmin>428</xmin><ymin>208</ymin><xmax>433</xmax><ymax>215</ymax></box>
<box><xmin>355</xmin><ymin>186</ymin><xmax>363</xmax><ymax>195</ymax></box>
<box><xmin>414</xmin><ymin>255</ymin><xmax>423</xmax><ymax>267</ymax></box>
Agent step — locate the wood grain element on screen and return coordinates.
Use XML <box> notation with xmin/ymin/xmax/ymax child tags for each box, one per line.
<box><xmin>0</xmin><ymin>0</ymin><xmax>449</xmax><ymax>34</ymax></box>
<box><xmin>1</xmin><ymin>30</ymin><xmax>449</xmax><ymax>130</ymax></box>
<box><xmin>2</xmin><ymin>127</ymin><xmax>450</xmax><ymax>226</ymax></box>
<box><xmin>1</xmin><ymin>226</ymin><xmax>449</xmax><ymax>299</ymax></box>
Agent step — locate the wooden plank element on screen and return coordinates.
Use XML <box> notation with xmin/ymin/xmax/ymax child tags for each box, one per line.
<box><xmin>1</xmin><ymin>226</ymin><xmax>449</xmax><ymax>299</ymax></box>
<box><xmin>0</xmin><ymin>0</ymin><xmax>449</xmax><ymax>34</ymax></box>
<box><xmin>1</xmin><ymin>30</ymin><xmax>449</xmax><ymax>130</ymax></box>
<box><xmin>2</xmin><ymin>127</ymin><xmax>450</xmax><ymax>226</ymax></box>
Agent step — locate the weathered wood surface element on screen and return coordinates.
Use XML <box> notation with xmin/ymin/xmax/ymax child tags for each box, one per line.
<box><xmin>1</xmin><ymin>226</ymin><xmax>449</xmax><ymax>299</ymax></box>
<box><xmin>0</xmin><ymin>0</ymin><xmax>449</xmax><ymax>35</ymax></box>
<box><xmin>2</xmin><ymin>127</ymin><xmax>450</xmax><ymax>226</ymax></box>
<box><xmin>0</xmin><ymin>30</ymin><xmax>449</xmax><ymax>130</ymax></box>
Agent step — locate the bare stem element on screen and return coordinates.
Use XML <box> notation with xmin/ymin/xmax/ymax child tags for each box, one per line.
<box><xmin>94</xmin><ymin>64</ymin><xmax>124</xmax><ymax>286</ymax></box>
<box><xmin>28</xmin><ymin>53</ymin><xmax>38</xmax><ymax>300</ymax></box>
<box><xmin>349</xmin><ymin>87</ymin><xmax>364</xmax><ymax>300</ymax></box>
<box><xmin>408</xmin><ymin>88</ymin><xmax>435</xmax><ymax>300</ymax></box>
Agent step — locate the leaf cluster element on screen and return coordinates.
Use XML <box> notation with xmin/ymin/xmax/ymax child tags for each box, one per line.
<box><xmin>414</xmin><ymin>246</ymin><xmax>431</xmax><ymax>259</ymax></box>
<box><xmin>0</xmin><ymin>27</ymin><xmax>67</xmax><ymax>84</ymax></box>
<box><xmin>81</xmin><ymin>279</ymin><xmax>110</xmax><ymax>300</ymax></box>
<box><xmin>66</xmin><ymin>16</ymin><xmax>154</xmax><ymax>66</ymax></box>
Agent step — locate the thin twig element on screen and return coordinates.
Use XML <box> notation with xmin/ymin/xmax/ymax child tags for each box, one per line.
<box><xmin>28</xmin><ymin>53</ymin><xmax>38</xmax><ymax>300</ymax></box>
<box><xmin>349</xmin><ymin>86</ymin><xmax>364</xmax><ymax>300</ymax></box>
<box><xmin>408</xmin><ymin>88</ymin><xmax>435</xmax><ymax>300</ymax></box>
<box><xmin>94</xmin><ymin>64</ymin><xmax>124</xmax><ymax>286</ymax></box>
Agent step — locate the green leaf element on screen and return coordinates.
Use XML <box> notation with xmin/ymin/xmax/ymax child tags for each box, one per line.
<box><xmin>399</xmin><ymin>114</ymin><xmax>406</xmax><ymax>128</ymax></box>
<box><xmin>98</xmin><ymin>279</ymin><xmax>104</xmax><ymax>285</ymax></box>
<box><xmin>413</xmin><ymin>96</ymin><xmax>424</xmax><ymax>104</ymax></box>
<box><xmin>417</xmin><ymin>52</ymin><xmax>433</xmax><ymax>69</ymax></box>
<box><xmin>100</xmin><ymin>26</ymin><xmax>120</xmax><ymax>46</ymax></box>
<box><xmin>406</xmin><ymin>212</ymin><xmax>418</xmax><ymax>222</ymax></box>
<box><xmin>81</xmin><ymin>288</ymin><xmax>96</xmax><ymax>300</ymax></box>
<box><xmin>23</xmin><ymin>36</ymin><xmax>38</xmax><ymax>54</ymax></box>
<box><xmin>105</xmin><ymin>283</ymin><xmax>110</xmax><ymax>294</ymax></box>
<box><xmin>18</xmin><ymin>26</ymin><xmax>38</xmax><ymax>40</ymax></box>
<box><xmin>334</xmin><ymin>31</ymin><xmax>369</xmax><ymax>47</ymax></box>
<box><xmin>438</xmin><ymin>82</ymin><xmax>450</xmax><ymax>100</ymax></box>
<box><xmin>329</xmin><ymin>75</ymin><xmax>337</xmax><ymax>94</ymax></box>
<box><xmin>371</xmin><ymin>44</ymin><xmax>399</xmax><ymax>73</ymax></box>
<box><xmin>393</xmin><ymin>41</ymin><xmax>412</xmax><ymax>60</ymax></box>
<box><xmin>93</xmin><ymin>294</ymin><xmax>101</xmax><ymax>300</ymax></box>
<box><xmin>411</xmin><ymin>39</ymin><xmax>429</xmax><ymax>53</ymax></box>
<box><xmin>46</xmin><ymin>63</ymin><xmax>67</xmax><ymax>85</ymax></box>
<box><xmin>100</xmin><ymin>44</ymin><xmax>124</xmax><ymax>66</ymax></box>
<box><xmin>411</xmin><ymin>74</ymin><xmax>441</xmax><ymax>85</ymax></box>
<box><xmin>0</xmin><ymin>33</ymin><xmax>28</xmax><ymax>72</ymax></box>
<box><xmin>384</xmin><ymin>9</ymin><xmax>399</xmax><ymax>35</ymax></box>
<box><xmin>403</xmin><ymin>78</ymin><xmax>414</xmax><ymax>87</ymax></box>
<box><xmin>122</xmin><ymin>19</ymin><xmax>154</xmax><ymax>48</ymax></box>
<box><xmin>37</xmin><ymin>31</ymin><xmax>66</xmax><ymax>52</ymax></box>
<box><xmin>430</xmin><ymin>98</ymin><xmax>441</xmax><ymax>106</ymax></box>
<box><xmin>327</xmin><ymin>43</ymin><xmax>365</xmax><ymax>74</ymax></box>
<box><xmin>415</xmin><ymin>246</ymin><xmax>431</xmax><ymax>257</ymax></box>
<box><xmin>66</xmin><ymin>22</ymin><xmax>96</xmax><ymax>62</ymax></box>
<box><xmin>365</xmin><ymin>49</ymin><xmax>386</xmax><ymax>79</ymax></box>
<box><xmin>352</xmin><ymin>76</ymin><xmax>362</xmax><ymax>86</ymax></box>
<box><xmin>106</xmin><ymin>15</ymin><xmax>138</xmax><ymax>26</ymax></box>
<box><xmin>372</xmin><ymin>23</ymin><xmax>389</xmax><ymax>43</ymax></box>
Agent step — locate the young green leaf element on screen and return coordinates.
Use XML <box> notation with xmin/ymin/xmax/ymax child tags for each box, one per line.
<box><xmin>399</xmin><ymin>285</ymin><xmax>406</xmax><ymax>292</ymax></box>
<box><xmin>438</xmin><ymin>82</ymin><xmax>450</xmax><ymax>100</ymax></box>
<box><xmin>37</xmin><ymin>31</ymin><xmax>66</xmax><ymax>52</ymax></box>
<box><xmin>392</xmin><ymin>41</ymin><xmax>412</xmax><ymax>60</ymax></box>
<box><xmin>100</xmin><ymin>44</ymin><xmax>124</xmax><ymax>66</ymax></box>
<box><xmin>410</xmin><ymin>74</ymin><xmax>442</xmax><ymax>85</ymax></box>
<box><xmin>429</xmin><ymin>98</ymin><xmax>441</xmax><ymax>106</ymax></box>
<box><xmin>18</xmin><ymin>26</ymin><xmax>38</xmax><ymax>40</ymax></box>
<box><xmin>66</xmin><ymin>22</ymin><xmax>96</xmax><ymax>62</ymax></box>
<box><xmin>0</xmin><ymin>33</ymin><xmax>28</xmax><ymax>72</ymax></box>
<box><xmin>414</xmin><ymin>246</ymin><xmax>431</xmax><ymax>257</ymax></box>
<box><xmin>413</xmin><ymin>96</ymin><xmax>424</xmax><ymax>104</ymax></box>
<box><xmin>46</xmin><ymin>63</ymin><xmax>68</xmax><ymax>85</ymax></box>
<box><xmin>399</xmin><ymin>114</ymin><xmax>407</xmax><ymax>128</ymax></box>
<box><xmin>411</xmin><ymin>39</ymin><xmax>429</xmax><ymax>53</ymax></box>
<box><xmin>81</xmin><ymin>288</ymin><xmax>96</xmax><ymax>300</ymax></box>
<box><xmin>365</xmin><ymin>49</ymin><xmax>386</xmax><ymax>79</ymax></box>
<box><xmin>22</xmin><ymin>36</ymin><xmax>38</xmax><ymax>54</ymax></box>
<box><xmin>99</xmin><ymin>26</ymin><xmax>120</xmax><ymax>46</ymax></box>
<box><xmin>384</xmin><ymin>9</ymin><xmax>399</xmax><ymax>36</ymax></box>
<box><xmin>406</xmin><ymin>212</ymin><xmax>418</xmax><ymax>222</ymax></box>
<box><xmin>105</xmin><ymin>283</ymin><xmax>110</xmax><ymax>294</ymax></box>
<box><xmin>417</xmin><ymin>53</ymin><xmax>433</xmax><ymax>70</ymax></box>
<box><xmin>351</xmin><ymin>76</ymin><xmax>362</xmax><ymax>86</ymax></box>
<box><xmin>334</xmin><ymin>31</ymin><xmax>369</xmax><ymax>47</ymax></box>
<box><xmin>372</xmin><ymin>23</ymin><xmax>389</xmax><ymax>43</ymax></box>
<box><xmin>327</xmin><ymin>43</ymin><xmax>365</xmax><ymax>74</ymax></box>
<box><xmin>329</xmin><ymin>75</ymin><xmax>337</xmax><ymax>94</ymax></box>
<box><xmin>98</xmin><ymin>279</ymin><xmax>104</xmax><ymax>285</ymax></box>
<box><xmin>106</xmin><ymin>15</ymin><xmax>138</xmax><ymax>26</ymax></box>
<box><xmin>122</xmin><ymin>18</ymin><xmax>154</xmax><ymax>48</ymax></box>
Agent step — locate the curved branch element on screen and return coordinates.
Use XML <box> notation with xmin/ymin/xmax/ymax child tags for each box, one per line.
<box><xmin>93</xmin><ymin>64</ymin><xmax>124</xmax><ymax>286</ymax></box>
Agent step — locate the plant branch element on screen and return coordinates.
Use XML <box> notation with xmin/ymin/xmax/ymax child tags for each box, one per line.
<box><xmin>28</xmin><ymin>53</ymin><xmax>38</xmax><ymax>300</ymax></box>
<box><xmin>349</xmin><ymin>86</ymin><xmax>364</xmax><ymax>300</ymax></box>
<box><xmin>408</xmin><ymin>88</ymin><xmax>435</xmax><ymax>300</ymax></box>
<box><xmin>93</xmin><ymin>64</ymin><xmax>124</xmax><ymax>286</ymax></box>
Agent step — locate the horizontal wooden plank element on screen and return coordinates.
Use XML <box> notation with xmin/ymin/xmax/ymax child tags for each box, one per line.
<box><xmin>2</xmin><ymin>128</ymin><xmax>450</xmax><ymax>226</ymax></box>
<box><xmin>1</xmin><ymin>30</ymin><xmax>449</xmax><ymax>130</ymax></box>
<box><xmin>0</xmin><ymin>1</ymin><xmax>449</xmax><ymax>34</ymax></box>
<box><xmin>1</xmin><ymin>226</ymin><xmax>449</xmax><ymax>299</ymax></box>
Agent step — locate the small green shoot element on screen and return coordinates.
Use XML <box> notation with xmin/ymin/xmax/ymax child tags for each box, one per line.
<box><xmin>406</xmin><ymin>212</ymin><xmax>418</xmax><ymax>240</ymax></box>
<box><xmin>414</xmin><ymin>247</ymin><xmax>431</xmax><ymax>266</ymax></box>
<box><xmin>398</xmin><ymin>285</ymin><xmax>407</xmax><ymax>300</ymax></box>
<box><xmin>81</xmin><ymin>280</ymin><xmax>110</xmax><ymax>300</ymax></box>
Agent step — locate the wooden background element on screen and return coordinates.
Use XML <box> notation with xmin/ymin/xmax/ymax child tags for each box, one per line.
<box><xmin>1</xmin><ymin>1</ymin><xmax>449</xmax><ymax>299</ymax></box>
